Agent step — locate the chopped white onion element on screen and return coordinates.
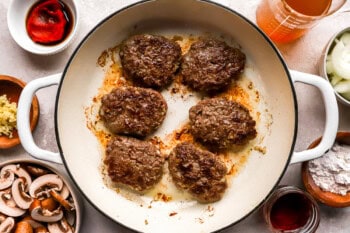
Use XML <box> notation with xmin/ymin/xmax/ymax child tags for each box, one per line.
<box><xmin>334</xmin><ymin>80</ymin><xmax>350</xmax><ymax>93</ymax></box>
<box><xmin>331</xmin><ymin>40</ymin><xmax>350</xmax><ymax>80</ymax></box>
<box><xmin>330</xmin><ymin>74</ymin><xmax>343</xmax><ymax>86</ymax></box>
<box><xmin>340</xmin><ymin>32</ymin><xmax>350</xmax><ymax>46</ymax></box>
<box><xmin>326</xmin><ymin>31</ymin><xmax>350</xmax><ymax>101</ymax></box>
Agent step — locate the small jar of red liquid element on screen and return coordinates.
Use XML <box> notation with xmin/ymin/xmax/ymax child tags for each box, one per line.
<box><xmin>263</xmin><ymin>186</ymin><xmax>320</xmax><ymax>233</ymax></box>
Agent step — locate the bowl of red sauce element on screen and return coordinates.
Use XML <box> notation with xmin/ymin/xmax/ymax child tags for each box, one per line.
<box><xmin>7</xmin><ymin>0</ymin><xmax>79</xmax><ymax>55</ymax></box>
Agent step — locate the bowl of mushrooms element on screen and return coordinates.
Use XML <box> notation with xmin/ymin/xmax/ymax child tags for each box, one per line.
<box><xmin>0</xmin><ymin>159</ymin><xmax>82</xmax><ymax>232</ymax></box>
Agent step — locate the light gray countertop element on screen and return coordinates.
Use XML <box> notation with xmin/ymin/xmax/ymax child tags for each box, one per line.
<box><xmin>1</xmin><ymin>0</ymin><xmax>350</xmax><ymax>232</ymax></box>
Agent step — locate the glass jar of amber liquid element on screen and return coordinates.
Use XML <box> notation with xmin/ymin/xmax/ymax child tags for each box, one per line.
<box><xmin>256</xmin><ymin>0</ymin><xmax>346</xmax><ymax>43</ymax></box>
<box><xmin>263</xmin><ymin>186</ymin><xmax>320</xmax><ymax>233</ymax></box>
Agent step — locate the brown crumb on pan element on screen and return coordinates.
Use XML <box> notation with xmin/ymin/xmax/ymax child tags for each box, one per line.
<box><xmin>154</xmin><ymin>192</ymin><xmax>172</xmax><ymax>202</ymax></box>
<box><xmin>169</xmin><ymin>212</ymin><xmax>178</xmax><ymax>217</ymax></box>
<box><xmin>248</xmin><ymin>81</ymin><xmax>253</xmax><ymax>90</ymax></box>
<box><xmin>97</xmin><ymin>50</ymin><xmax>108</xmax><ymax>67</ymax></box>
<box><xmin>253</xmin><ymin>146</ymin><xmax>267</xmax><ymax>154</ymax></box>
<box><xmin>196</xmin><ymin>218</ymin><xmax>204</xmax><ymax>224</ymax></box>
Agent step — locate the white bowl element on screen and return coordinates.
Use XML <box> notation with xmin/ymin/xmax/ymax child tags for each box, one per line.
<box><xmin>7</xmin><ymin>0</ymin><xmax>79</xmax><ymax>55</ymax></box>
<box><xmin>320</xmin><ymin>27</ymin><xmax>350</xmax><ymax>107</ymax></box>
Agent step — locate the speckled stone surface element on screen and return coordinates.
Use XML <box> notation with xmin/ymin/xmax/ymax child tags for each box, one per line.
<box><xmin>0</xmin><ymin>0</ymin><xmax>349</xmax><ymax>232</ymax></box>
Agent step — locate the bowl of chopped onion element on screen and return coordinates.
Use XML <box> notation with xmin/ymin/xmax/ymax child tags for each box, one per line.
<box><xmin>0</xmin><ymin>75</ymin><xmax>39</xmax><ymax>149</ymax></box>
<box><xmin>321</xmin><ymin>27</ymin><xmax>350</xmax><ymax>106</ymax></box>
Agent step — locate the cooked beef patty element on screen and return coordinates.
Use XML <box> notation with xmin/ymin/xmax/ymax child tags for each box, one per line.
<box><xmin>181</xmin><ymin>38</ymin><xmax>246</xmax><ymax>93</ymax></box>
<box><xmin>168</xmin><ymin>142</ymin><xmax>227</xmax><ymax>203</ymax></box>
<box><xmin>189</xmin><ymin>97</ymin><xmax>257</xmax><ymax>149</ymax></box>
<box><xmin>99</xmin><ymin>86</ymin><xmax>167</xmax><ymax>137</ymax></box>
<box><xmin>119</xmin><ymin>34</ymin><xmax>182</xmax><ymax>89</ymax></box>
<box><xmin>104</xmin><ymin>136</ymin><xmax>165</xmax><ymax>192</ymax></box>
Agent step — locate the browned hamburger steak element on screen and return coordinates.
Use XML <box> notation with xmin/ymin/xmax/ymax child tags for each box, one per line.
<box><xmin>181</xmin><ymin>38</ymin><xmax>246</xmax><ymax>93</ymax></box>
<box><xmin>99</xmin><ymin>86</ymin><xmax>167</xmax><ymax>137</ymax></box>
<box><xmin>104</xmin><ymin>136</ymin><xmax>165</xmax><ymax>192</ymax></box>
<box><xmin>168</xmin><ymin>142</ymin><xmax>228</xmax><ymax>203</ymax></box>
<box><xmin>189</xmin><ymin>97</ymin><xmax>257</xmax><ymax>149</ymax></box>
<box><xmin>119</xmin><ymin>34</ymin><xmax>182</xmax><ymax>89</ymax></box>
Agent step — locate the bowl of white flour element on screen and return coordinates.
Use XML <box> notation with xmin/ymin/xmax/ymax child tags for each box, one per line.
<box><xmin>302</xmin><ymin>132</ymin><xmax>350</xmax><ymax>207</ymax></box>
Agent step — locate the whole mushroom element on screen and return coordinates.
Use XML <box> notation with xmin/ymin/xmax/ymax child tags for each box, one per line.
<box><xmin>14</xmin><ymin>220</ymin><xmax>33</xmax><ymax>233</ymax></box>
<box><xmin>34</xmin><ymin>225</ymin><xmax>49</xmax><ymax>233</ymax></box>
<box><xmin>21</xmin><ymin>216</ymin><xmax>45</xmax><ymax>230</ymax></box>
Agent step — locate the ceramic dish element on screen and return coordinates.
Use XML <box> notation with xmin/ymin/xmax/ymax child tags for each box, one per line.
<box><xmin>7</xmin><ymin>0</ymin><xmax>79</xmax><ymax>55</ymax></box>
<box><xmin>302</xmin><ymin>132</ymin><xmax>350</xmax><ymax>207</ymax></box>
<box><xmin>0</xmin><ymin>75</ymin><xmax>39</xmax><ymax>149</ymax></box>
<box><xmin>0</xmin><ymin>158</ymin><xmax>83</xmax><ymax>232</ymax></box>
<box><xmin>320</xmin><ymin>27</ymin><xmax>350</xmax><ymax>106</ymax></box>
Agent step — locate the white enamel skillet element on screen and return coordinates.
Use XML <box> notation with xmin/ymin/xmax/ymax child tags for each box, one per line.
<box><xmin>17</xmin><ymin>0</ymin><xmax>339</xmax><ymax>232</ymax></box>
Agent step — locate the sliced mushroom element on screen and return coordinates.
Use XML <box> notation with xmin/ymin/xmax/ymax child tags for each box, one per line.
<box><xmin>0</xmin><ymin>190</ymin><xmax>26</xmax><ymax>217</ymax></box>
<box><xmin>29</xmin><ymin>198</ymin><xmax>63</xmax><ymax>223</ymax></box>
<box><xmin>0</xmin><ymin>168</ymin><xmax>15</xmax><ymax>190</ymax></box>
<box><xmin>47</xmin><ymin>218</ymin><xmax>73</xmax><ymax>233</ymax></box>
<box><xmin>49</xmin><ymin>190</ymin><xmax>75</xmax><ymax>212</ymax></box>
<box><xmin>12</xmin><ymin>177</ymin><xmax>33</xmax><ymax>209</ymax></box>
<box><xmin>14</xmin><ymin>220</ymin><xmax>33</xmax><ymax>233</ymax></box>
<box><xmin>1</xmin><ymin>165</ymin><xmax>32</xmax><ymax>191</ymax></box>
<box><xmin>0</xmin><ymin>217</ymin><xmax>15</xmax><ymax>233</ymax></box>
<box><xmin>29</xmin><ymin>175</ymin><xmax>63</xmax><ymax>199</ymax></box>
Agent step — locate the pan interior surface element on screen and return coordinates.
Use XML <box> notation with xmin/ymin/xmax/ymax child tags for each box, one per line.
<box><xmin>56</xmin><ymin>0</ymin><xmax>296</xmax><ymax>232</ymax></box>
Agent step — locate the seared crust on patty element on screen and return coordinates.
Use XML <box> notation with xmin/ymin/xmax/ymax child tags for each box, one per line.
<box><xmin>99</xmin><ymin>86</ymin><xmax>167</xmax><ymax>137</ymax></box>
<box><xmin>120</xmin><ymin>34</ymin><xmax>182</xmax><ymax>89</ymax></box>
<box><xmin>168</xmin><ymin>142</ymin><xmax>228</xmax><ymax>203</ymax></box>
<box><xmin>181</xmin><ymin>38</ymin><xmax>246</xmax><ymax>93</ymax></box>
<box><xmin>189</xmin><ymin>97</ymin><xmax>257</xmax><ymax>149</ymax></box>
<box><xmin>104</xmin><ymin>136</ymin><xmax>165</xmax><ymax>192</ymax></box>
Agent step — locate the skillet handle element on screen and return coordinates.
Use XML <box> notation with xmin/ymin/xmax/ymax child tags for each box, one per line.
<box><xmin>289</xmin><ymin>70</ymin><xmax>338</xmax><ymax>164</ymax></box>
<box><xmin>17</xmin><ymin>73</ymin><xmax>62</xmax><ymax>164</ymax></box>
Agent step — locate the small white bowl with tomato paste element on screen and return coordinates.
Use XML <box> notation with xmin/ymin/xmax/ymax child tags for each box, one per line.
<box><xmin>7</xmin><ymin>0</ymin><xmax>79</xmax><ymax>55</ymax></box>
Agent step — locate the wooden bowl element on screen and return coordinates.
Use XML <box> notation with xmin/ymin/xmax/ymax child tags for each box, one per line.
<box><xmin>302</xmin><ymin>132</ymin><xmax>350</xmax><ymax>207</ymax></box>
<box><xmin>0</xmin><ymin>75</ymin><xmax>39</xmax><ymax>149</ymax></box>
